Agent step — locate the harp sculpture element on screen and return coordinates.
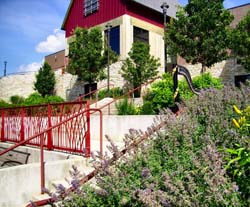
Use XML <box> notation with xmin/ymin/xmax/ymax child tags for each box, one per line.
<box><xmin>173</xmin><ymin>65</ymin><xmax>200</xmax><ymax>101</ymax></box>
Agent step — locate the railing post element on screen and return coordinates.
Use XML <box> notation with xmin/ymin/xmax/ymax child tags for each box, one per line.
<box><xmin>20</xmin><ymin>107</ymin><xmax>25</xmax><ymax>142</ymax></box>
<box><xmin>1</xmin><ymin>109</ymin><xmax>5</xmax><ymax>142</ymax></box>
<box><xmin>99</xmin><ymin>110</ymin><xmax>103</xmax><ymax>156</ymax></box>
<box><xmin>47</xmin><ymin>104</ymin><xmax>53</xmax><ymax>150</ymax></box>
<box><xmin>85</xmin><ymin>101</ymin><xmax>91</xmax><ymax>157</ymax></box>
<box><xmin>40</xmin><ymin>134</ymin><xmax>45</xmax><ymax>194</ymax></box>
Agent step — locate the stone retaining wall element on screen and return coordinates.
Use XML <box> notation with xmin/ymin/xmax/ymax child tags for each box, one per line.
<box><xmin>0</xmin><ymin>59</ymin><xmax>247</xmax><ymax>102</ymax></box>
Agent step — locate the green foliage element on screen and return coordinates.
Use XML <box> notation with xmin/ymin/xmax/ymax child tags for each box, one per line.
<box><xmin>144</xmin><ymin>72</ymin><xmax>223</xmax><ymax>112</ymax></box>
<box><xmin>166</xmin><ymin>0</ymin><xmax>233</xmax><ymax>72</ymax></box>
<box><xmin>23</xmin><ymin>93</ymin><xmax>44</xmax><ymax>105</ymax></box>
<box><xmin>139</xmin><ymin>101</ymin><xmax>156</xmax><ymax>115</ymax></box>
<box><xmin>144</xmin><ymin>73</ymin><xmax>175</xmax><ymax>112</ymax></box>
<box><xmin>34</xmin><ymin>62</ymin><xmax>56</xmax><ymax>97</ymax></box>
<box><xmin>22</xmin><ymin>93</ymin><xmax>64</xmax><ymax>106</ymax></box>
<box><xmin>10</xmin><ymin>95</ymin><xmax>25</xmax><ymax>105</ymax></box>
<box><xmin>68</xmin><ymin>27</ymin><xmax>118</xmax><ymax>84</ymax></box>
<box><xmin>44</xmin><ymin>95</ymin><xmax>64</xmax><ymax>103</ymax></box>
<box><xmin>98</xmin><ymin>87</ymin><xmax>123</xmax><ymax>100</ymax></box>
<box><xmin>0</xmin><ymin>99</ymin><xmax>10</xmax><ymax>108</ymax></box>
<box><xmin>120</xmin><ymin>41</ymin><xmax>160</xmax><ymax>95</ymax></box>
<box><xmin>60</xmin><ymin>85</ymin><xmax>250</xmax><ymax>207</ymax></box>
<box><xmin>225</xmin><ymin>105</ymin><xmax>250</xmax><ymax>200</ymax></box>
<box><xmin>115</xmin><ymin>98</ymin><xmax>138</xmax><ymax>115</ymax></box>
<box><xmin>231</xmin><ymin>11</ymin><xmax>250</xmax><ymax>71</ymax></box>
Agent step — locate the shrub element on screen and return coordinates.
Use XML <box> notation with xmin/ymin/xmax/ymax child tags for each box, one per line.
<box><xmin>115</xmin><ymin>98</ymin><xmax>138</xmax><ymax>115</ymax></box>
<box><xmin>23</xmin><ymin>93</ymin><xmax>64</xmax><ymax>106</ymax></box>
<box><xmin>23</xmin><ymin>93</ymin><xmax>44</xmax><ymax>106</ymax></box>
<box><xmin>0</xmin><ymin>99</ymin><xmax>10</xmax><ymax>108</ymax></box>
<box><xmin>57</xmin><ymin>84</ymin><xmax>250</xmax><ymax>206</ymax></box>
<box><xmin>98</xmin><ymin>87</ymin><xmax>123</xmax><ymax>100</ymax></box>
<box><xmin>44</xmin><ymin>95</ymin><xmax>64</xmax><ymax>103</ymax></box>
<box><xmin>144</xmin><ymin>73</ymin><xmax>175</xmax><ymax>113</ymax></box>
<box><xmin>144</xmin><ymin>72</ymin><xmax>223</xmax><ymax>113</ymax></box>
<box><xmin>10</xmin><ymin>95</ymin><xmax>25</xmax><ymax>105</ymax></box>
<box><xmin>139</xmin><ymin>101</ymin><xmax>156</xmax><ymax>115</ymax></box>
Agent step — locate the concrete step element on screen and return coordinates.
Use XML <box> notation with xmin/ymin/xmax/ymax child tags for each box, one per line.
<box><xmin>90</xmin><ymin>97</ymin><xmax>117</xmax><ymax>115</ymax></box>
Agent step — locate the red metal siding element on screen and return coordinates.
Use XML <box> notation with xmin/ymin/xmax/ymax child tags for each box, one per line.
<box><xmin>64</xmin><ymin>0</ymin><xmax>126</xmax><ymax>37</ymax></box>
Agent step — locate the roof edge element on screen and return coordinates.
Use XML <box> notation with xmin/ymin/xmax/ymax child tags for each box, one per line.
<box><xmin>227</xmin><ymin>3</ymin><xmax>250</xmax><ymax>10</ymax></box>
<box><xmin>61</xmin><ymin>0</ymin><xmax>74</xmax><ymax>30</ymax></box>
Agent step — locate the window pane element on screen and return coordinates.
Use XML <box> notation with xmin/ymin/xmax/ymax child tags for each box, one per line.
<box><xmin>105</xmin><ymin>26</ymin><xmax>120</xmax><ymax>55</ymax></box>
<box><xmin>133</xmin><ymin>26</ymin><xmax>149</xmax><ymax>44</ymax></box>
<box><xmin>84</xmin><ymin>0</ymin><xmax>99</xmax><ymax>16</ymax></box>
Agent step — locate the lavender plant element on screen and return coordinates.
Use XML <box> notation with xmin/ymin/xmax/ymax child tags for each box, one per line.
<box><xmin>58</xmin><ymin>84</ymin><xmax>250</xmax><ymax>206</ymax></box>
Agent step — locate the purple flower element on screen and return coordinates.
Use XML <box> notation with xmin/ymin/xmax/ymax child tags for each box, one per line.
<box><xmin>141</xmin><ymin>167</ymin><xmax>151</xmax><ymax>179</ymax></box>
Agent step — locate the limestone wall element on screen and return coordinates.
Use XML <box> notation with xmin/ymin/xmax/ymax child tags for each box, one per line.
<box><xmin>179</xmin><ymin>57</ymin><xmax>247</xmax><ymax>84</ymax></box>
<box><xmin>0</xmin><ymin>70</ymin><xmax>80</xmax><ymax>102</ymax></box>
<box><xmin>0</xmin><ymin>59</ymin><xmax>247</xmax><ymax>103</ymax></box>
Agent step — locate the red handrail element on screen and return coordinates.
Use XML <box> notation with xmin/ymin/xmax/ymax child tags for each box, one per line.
<box><xmin>0</xmin><ymin>108</ymin><xmax>103</xmax><ymax>195</ymax></box>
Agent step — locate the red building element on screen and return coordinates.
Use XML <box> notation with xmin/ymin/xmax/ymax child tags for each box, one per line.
<box><xmin>61</xmin><ymin>0</ymin><xmax>180</xmax><ymax>74</ymax></box>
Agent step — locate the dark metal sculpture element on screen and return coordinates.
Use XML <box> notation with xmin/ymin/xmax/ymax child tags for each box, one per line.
<box><xmin>173</xmin><ymin>65</ymin><xmax>200</xmax><ymax>101</ymax></box>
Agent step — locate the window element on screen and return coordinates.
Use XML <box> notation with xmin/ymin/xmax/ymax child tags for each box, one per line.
<box><xmin>84</xmin><ymin>0</ymin><xmax>99</xmax><ymax>16</ymax></box>
<box><xmin>133</xmin><ymin>26</ymin><xmax>149</xmax><ymax>44</ymax></box>
<box><xmin>105</xmin><ymin>26</ymin><xmax>120</xmax><ymax>55</ymax></box>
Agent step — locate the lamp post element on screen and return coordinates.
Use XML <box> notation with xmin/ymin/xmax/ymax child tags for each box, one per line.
<box><xmin>4</xmin><ymin>61</ymin><xmax>7</xmax><ymax>76</ymax></box>
<box><xmin>105</xmin><ymin>23</ymin><xmax>112</xmax><ymax>97</ymax></box>
<box><xmin>161</xmin><ymin>2</ymin><xmax>169</xmax><ymax>72</ymax></box>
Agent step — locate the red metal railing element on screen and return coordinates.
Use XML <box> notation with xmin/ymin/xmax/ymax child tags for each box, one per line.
<box><xmin>0</xmin><ymin>107</ymin><xmax>103</xmax><ymax>195</ymax></box>
<box><xmin>0</xmin><ymin>101</ymin><xmax>90</xmax><ymax>153</ymax></box>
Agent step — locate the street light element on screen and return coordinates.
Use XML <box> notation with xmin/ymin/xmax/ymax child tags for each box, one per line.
<box><xmin>105</xmin><ymin>23</ymin><xmax>112</xmax><ymax>97</ymax></box>
<box><xmin>161</xmin><ymin>2</ymin><xmax>169</xmax><ymax>72</ymax></box>
<box><xmin>4</xmin><ymin>61</ymin><xmax>7</xmax><ymax>76</ymax></box>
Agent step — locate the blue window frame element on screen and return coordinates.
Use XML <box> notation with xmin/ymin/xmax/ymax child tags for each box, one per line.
<box><xmin>105</xmin><ymin>26</ymin><xmax>120</xmax><ymax>55</ymax></box>
<box><xmin>110</xmin><ymin>26</ymin><xmax>120</xmax><ymax>55</ymax></box>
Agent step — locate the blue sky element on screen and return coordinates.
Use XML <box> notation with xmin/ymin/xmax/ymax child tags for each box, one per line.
<box><xmin>0</xmin><ymin>0</ymin><xmax>249</xmax><ymax>75</ymax></box>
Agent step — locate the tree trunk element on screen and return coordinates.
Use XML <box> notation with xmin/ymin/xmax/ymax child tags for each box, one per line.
<box><xmin>200</xmin><ymin>63</ymin><xmax>206</xmax><ymax>73</ymax></box>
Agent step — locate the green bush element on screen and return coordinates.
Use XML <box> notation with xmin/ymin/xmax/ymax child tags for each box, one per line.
<box><xmin>139</xmin><ymin>101</ymin><xmax>156</xmax><ymax>115</ymax></box>
<box><xmin>115</xmin><ymin>98</ymin><xmax>138</xmax><ymax>115</ymax></box>
<box><xmin>0</xmin><ymin>99</ymin><xmax>10</xmax><ymax>108</ymax></box>
<box><xmin>144</xmin><ymin>73</ymin><xmax>175</xmax><ymax>113</ymax></box>
<box><xmin>23</xmin><ymin>93</ymin><xmax>44</xmax><ymax>106</ymax></box>
<box><xmin>10</xmin><ymin>95</ymin><xmax>25</xmax><ymax>105</ymax></box>
<box><xmin>144</xmin><ymin>72</ymin><xmax>223</xmax><ymax>113</ymax></box>
<box><xmin>23</xmin><ymin>93</ymin><xmax>64</xmax><ymax>106</ymax></box>
<box><xmin>98</xmin><ymin>87</ymin><xmax>123</xmax><ymax>100</ymax></box>
<box><xmin>44</xmin><ymin>95</ymin><xmax>64</xmax><ymax>103</ymax></box>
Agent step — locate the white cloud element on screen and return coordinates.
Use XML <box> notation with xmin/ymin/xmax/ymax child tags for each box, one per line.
<box><xmin>35</xmin><ymin>29</ymin><xmax>65</xmax><ymax>53</ymax></box>
<box><xmin>18</xmin><ymin>60</ymin><xmax>44</xmax><ymax>72</ymax></box>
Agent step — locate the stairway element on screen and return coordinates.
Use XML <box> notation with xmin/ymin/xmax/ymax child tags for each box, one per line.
<box><xmin>90</xmin><ymin>97</ymin><xmax>117</xmax><ymax>115</ymax></box>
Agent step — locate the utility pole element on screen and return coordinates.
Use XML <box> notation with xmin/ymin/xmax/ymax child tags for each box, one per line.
<box><xmin>105</xmin><ymin>23</ymin><xmax>112</xmax><ymax>97</ymax></box>
<box><xmin>161</xmin><ymin>2</ymin><xmax>169</xmax><ymax>73</ymax></box>
<box><xmin>4</xmin><ymin>61</ymin><xmax>7</xmax><ymax>76</ymax></box>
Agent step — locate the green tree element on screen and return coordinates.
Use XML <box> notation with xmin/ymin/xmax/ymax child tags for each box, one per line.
<box><xmin>34</xmin><ymin>62</ymin><xmax>55</xmax><ymax>97</ymax></box>
<box><xmin>120</xmin><ymin>41</ymin><xmax>160</xmax><ymax>96</ymax></box>
<box><xmin>166</xmin><ymin>0</ymin><xmax>233</xmax><ymax>73</ymax></box>
<box><xmin>231</xmin><ymin>11</ymin><xmax>250</xmax><ymax>71</ymax></box>
<box><xmin>67</xmin><ymin>27</ymin><xmax>117</xmax><ymax>91</ymax></box>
